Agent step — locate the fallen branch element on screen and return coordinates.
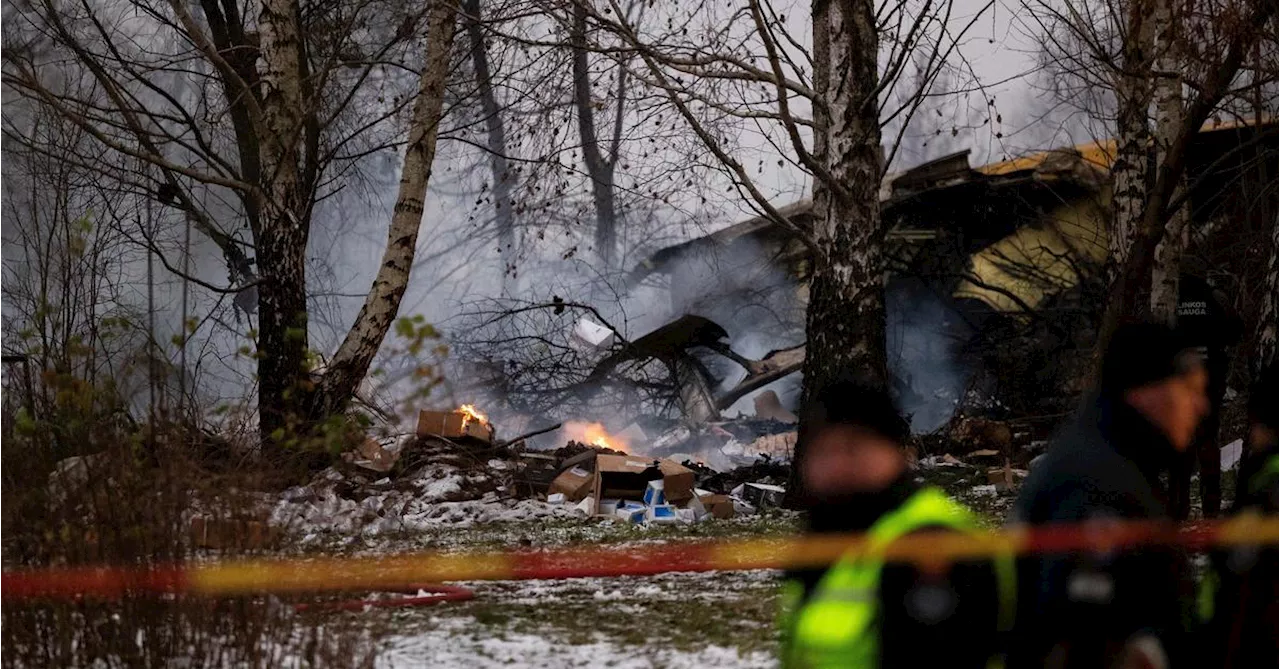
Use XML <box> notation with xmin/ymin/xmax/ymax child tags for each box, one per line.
<box><xmin>715</xmin><ymin>344</ymin><xmax>806</xmax><ymax>410</ymax></box>
<box><xmin>501</xmin><ymin>422</ymin><xmax>564</xmax><ymax>447</ymax></box>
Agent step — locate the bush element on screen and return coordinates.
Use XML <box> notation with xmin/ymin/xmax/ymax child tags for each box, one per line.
<box><xmin>1</xmin><ymin>389</ymin><xmax>382</xmax><ymax>668</ymax></box>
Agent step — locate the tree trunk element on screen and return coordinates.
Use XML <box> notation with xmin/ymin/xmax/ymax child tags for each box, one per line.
<box><xmin>256</xmin><ymin>0</ymin><xmax>316</xmax><ymax>447</ymax></box>
<box><xmin>463</xmin><ymin>0</ymin><xmax>516</xmax><ymax>271</ymax></box>
<box><xmin>788</xmin><ymin>0</ymin><xmax>887</xmax><ymax>507</ymax></box>
<box><xmin>1108</xmin><ymin>0</ymin><xmax>1152</xmax><ymax>287</ymax></box>
<box><xmin>1148</xmin><ymin>0</ymin><xmax>1186</xmax><ymax>325</ymax></box>
<box><xmin>318</xmin><ymin>0</ymin><xmax>458</xmax><ymax>416</ymax></box>
<box><xmin>803</xmin><ymin>0</ymin><xmax>887</xmax><ymax>394</ymax></box>
<box><xmin>571</xmin><ymin>3</ymin><xmax>618</xmax><ymax>269</ymax></box>
<box><xmin>1095</xmin><ymin>0</ymin><xmax>1273</xmax><ymax>371</ymax></box>
<box><xmin>1257</xmin><ymin>226</ymin><xmax>1278</xmax><ymax>371</ymax></box>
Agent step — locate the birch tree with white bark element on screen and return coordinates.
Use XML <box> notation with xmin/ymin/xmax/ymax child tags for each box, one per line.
<box><xmin>3</xmin><ymin>0</ymin><xmax>462</xmax><ymax>454</ymax></box>
<box><xmin>1027</xmin><ymin>0</ymin><xmax>1275</xmax><ymax>335</ymax></box>
<box><xmin>574</xmin><ymin>0</ymin><xmax>992</xmax><ymax>395</ymax></box>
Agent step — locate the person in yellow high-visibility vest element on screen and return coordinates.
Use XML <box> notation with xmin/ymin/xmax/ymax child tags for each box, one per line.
<box><xmin>1198</xmin><ymin>363</ymin><xmax>1277</xmax><ymax>667</ymax></box>
<box><xmin>780</xmin><ymin>374</ymin><xmax>1016</xmax><ymax>669</ymax></box>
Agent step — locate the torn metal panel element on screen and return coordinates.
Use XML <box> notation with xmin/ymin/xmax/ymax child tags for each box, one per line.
<box><xmin>953</xmin><ymin>195</ymin><xmax>1110</xmax><ymax>312</ymax></box>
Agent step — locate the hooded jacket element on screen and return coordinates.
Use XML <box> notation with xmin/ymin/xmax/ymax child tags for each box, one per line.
<box><xmin>1008</xmin><ymin>394</ymin><xmax>1193</xmax><ymax>668</ymax></box>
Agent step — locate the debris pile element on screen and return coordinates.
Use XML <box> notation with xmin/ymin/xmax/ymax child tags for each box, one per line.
<box><xmin>542</xmin><ymin>447</ymin><xmax>787</xmax><ymax>524</ymax></box>
<box><xmin>270</xmin><ymin>406</ymin><xmax>793</xmax><ymax>541</ymax></box>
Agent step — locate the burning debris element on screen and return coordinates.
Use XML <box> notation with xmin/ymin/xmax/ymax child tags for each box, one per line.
<box><xmin>417</xmin><ymin>405</ymin><xmax>495</xmax><ymax>443</ymax></box>
<box><xmin>560</xmin><ymin>421</ymin><xmax>630</xmax><ymax>453</ymax></box>
<box><xmin>268</xmin><ymin>404</ymin><xmax>796</xmax><ymax>542</ymax></box>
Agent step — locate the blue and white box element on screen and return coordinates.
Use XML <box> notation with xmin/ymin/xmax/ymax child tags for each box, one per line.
<box><xmin>615</xmin><ymin>506</ymin><xmax>645</xmax><ymax>523</ymax></box>
<box><xmin>645</xmin><ymin>504</ymin><xmax>680</xmax><ymax>524</ymax></box>
<box><xmin>643</xmin><ymin>480</ymin><xmax>666</xmax><ymax>507</ymax></box>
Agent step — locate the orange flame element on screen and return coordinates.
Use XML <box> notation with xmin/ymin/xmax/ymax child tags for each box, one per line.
<box><xmin>458</xmin><ymin>404</ymin><xmax>488</xmax><ymax>428</ymax></box>
<box><xmin>562</xmin><ymin>421</ymin><xmax>629</xmax><ymax>453</ymax></box>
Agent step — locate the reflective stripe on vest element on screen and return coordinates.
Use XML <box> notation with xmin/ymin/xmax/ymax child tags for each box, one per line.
<box><xmin>782</xmin><ymin>487</ymin><xmax>1016</xmax><ymax>669</ymax></box>
<box><xmin>1249</xmin><ymin>455</ymin><xmax>1278</xmax><ymax>495</ymax></box>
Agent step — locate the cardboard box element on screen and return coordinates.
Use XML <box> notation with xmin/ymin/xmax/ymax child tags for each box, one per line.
<box><xmin>657</xmin><ymin>459</ymin><xmax>694</xmax><ymax>503</ymax></box>
<box><xmin>417</xmin><ymin>410</ymin><xmax>493</xmax><ymax>442</ymax></box>
<box><xmin>698</xmin><ymin>493</ymin><xmax>735</xmax><ymax>519</ymax></box>
<box><xmin>549</xmin><ymin>466</ymin><xmax>594</xmax><ymax>502</ymax></box>
<box><xmin>643</xmin><ymin>480</ymin><xmax>666</xmax><ymax>506</ymax></box>
<box><xmin>593</xmin><ymin>454</ymin><xmax>696</xmax><ymax>508</ymax></box>
<box><xmin>344</xmin><ymin>437</ymin><xmax>399</xmax><ymax>472</ymax></box>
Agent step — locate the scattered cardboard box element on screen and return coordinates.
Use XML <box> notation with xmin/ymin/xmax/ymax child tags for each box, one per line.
<box><xmin>345</xmin><ymin>437</ymin><xmax>399</xmax><ymax>473</ymax></box>
<box><xmin>986</xmin><ymin>465</ymin><xmax>1014</xmax><ymax>491</ymax></box>
<box><xmin>656</xmin><ymin>460</ymin><xmax>694</xmax><ymax>503</ymax></box>
<box><xmin>593</xmin><ymin>454</ymin><xmax>695</xmax><ymax>511</ymax></box>
<box><xmin>558</xmin><ymin>449</ymin><xmax>598</xmax><ymax>473</ymax></box>
<box><xmin>698</xmin><ymin>493</ymin><xmax>735</xmax><ymax>519</ymax></box>
<box><xmin>518</xmin><ymin>452</ymin><xmax>561</xmax><ymax>492</ymax></box>
<box><xmin>547</xmin><ymin>493</ymin><xmax>566</xmax><ymax>504</ymax></box>
<box><xmin>417</xmin><ymin>409</ymin><xmax>493</xmax><ymax>442</ymax></box>
<box><xmin>549</xmin><ymin>466</ymin><xmax>594</xmax><ymax>502</ymax></box>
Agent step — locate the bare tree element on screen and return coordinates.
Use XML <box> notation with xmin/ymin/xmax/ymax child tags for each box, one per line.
<box><xmin>461</xmin><ymin>0</ymin><xmax>517</xmax><ymax>271</ymax></box>
<box><xmin>572</xmin><ymin>0</ymin><xmax>991</xmax><ymax>403</ymax></box>
<box><xmin>4</xmin><ymin>0</ymin><xmax>461</xmax><ymax>452</ymax></box>
<box><xmin>1097</xmin><ymin>0</ymin><xmax>1275</xmax><ymax>339</ymax></box>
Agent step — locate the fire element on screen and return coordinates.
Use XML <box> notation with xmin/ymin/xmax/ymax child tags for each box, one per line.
<box><xmin>458</xmin><ymin>404</ymin><xmax>489</xmax><ymax>427</ymax></box>
<box><xmin>562</xmin><ymin>420</ymin><xmax>629</xmax><ymax>453</ymax></box>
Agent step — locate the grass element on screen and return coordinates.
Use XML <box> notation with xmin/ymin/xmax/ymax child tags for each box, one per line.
<box><xmin>296</xmin><ymin>516</ymin><xmax>796</xmax><ymax>661</ymax></box>
<box><xmin>284</xmin><ymin>471</ymin><xmax>1016</xmax><ymax>663</ymax></box>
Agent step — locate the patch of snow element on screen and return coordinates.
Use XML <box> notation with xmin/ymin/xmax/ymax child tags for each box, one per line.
<box><xmin>420</xmin><ymin>474</ymin><xmax>463</xmax><ymax>501</ymax></box>
<box><xmin>377</xmin><ymin>616</ymin><xmax>774</xmax><ymax>669</ymax></box>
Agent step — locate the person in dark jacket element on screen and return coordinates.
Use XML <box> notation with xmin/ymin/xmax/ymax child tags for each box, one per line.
<box><xmin>1170</xmin><ymin>269</ymin><xmax>1243</xmax><ymax>518</ymax></box>
<box><xmin>1199</xmin><ymin>363</ymin><xmax>1277</xmax><ymax>667</ymax></box>
<box><xmin>1009</xmin><ymin>322</ymin><xmax>1210</xmax><ymax>669</ymax></box>
<box><xmin>780</xmin><ymin>374</ymin><xmax>1013</xmax><ymax>669</ymax></box>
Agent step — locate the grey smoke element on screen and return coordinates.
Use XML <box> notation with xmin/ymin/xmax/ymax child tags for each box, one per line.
<box><xmin>886</xmin><ymin>279</ymin><xmax>973</xmax><ymax>433</ymax></box>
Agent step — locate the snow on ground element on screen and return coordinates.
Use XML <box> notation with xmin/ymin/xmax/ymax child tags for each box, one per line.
<box><xmin>378</xmin><ymin>617</ymin><xmax>774</xmax><ymax>669</ymax></box>
<box><xmin>270</xmin><ymin>466</ymin><xmax>586</xmax><ymax>544</ymax></box>
<box><xmin>369</xmin><ymin>570</ymin><xmax>781</xmax><ymax>668</ymax></box>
